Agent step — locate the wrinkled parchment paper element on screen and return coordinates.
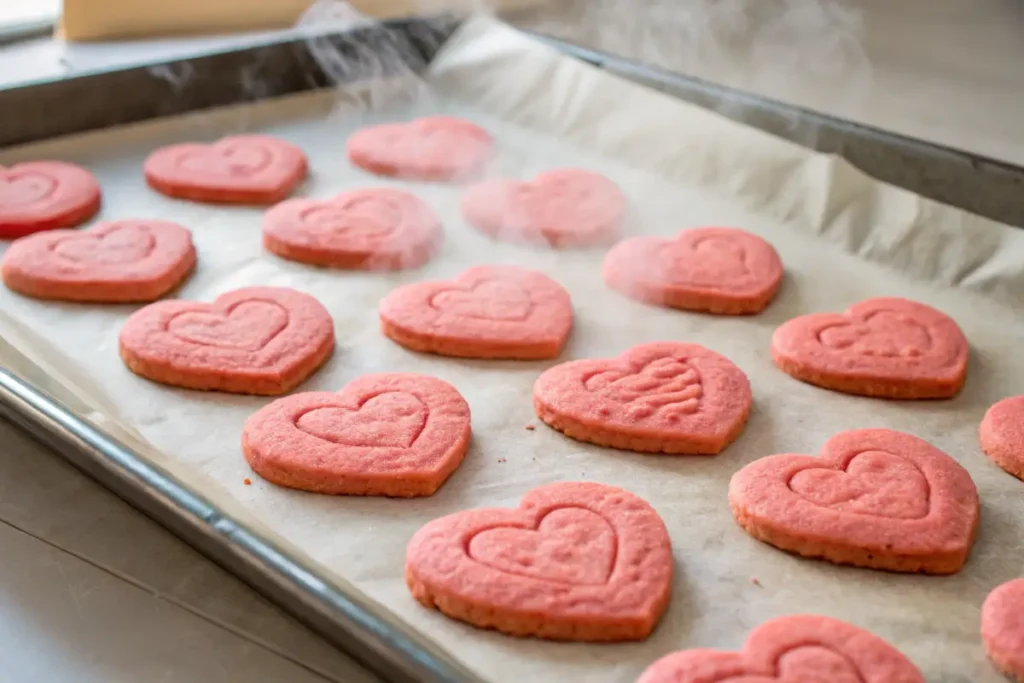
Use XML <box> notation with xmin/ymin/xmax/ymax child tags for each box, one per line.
<box><xmin>2</xmin><ymin>18</ymin><xmax>1024</xmax><ymax>683</ymax></box>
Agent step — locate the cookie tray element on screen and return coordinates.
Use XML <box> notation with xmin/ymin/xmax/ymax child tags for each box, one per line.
<box><xmin>2</xmin><ymin>13</ymin><xmax>1024</xmax><ymax>683</ymax></box>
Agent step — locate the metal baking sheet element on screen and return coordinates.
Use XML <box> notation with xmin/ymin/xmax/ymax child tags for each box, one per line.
<box><xmin>3</xmin><ymin>13</ymin><xmax>1024</xmax><ymax>683</ymax></box>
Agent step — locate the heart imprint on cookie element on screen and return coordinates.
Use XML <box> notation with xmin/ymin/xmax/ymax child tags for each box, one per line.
<box><xmin>729</xmin><ymin>428</ymin><xmax>979</xmax><ymax>574</ymax></box>
<box><xmin>118</xmin><ymin>286</ymin><xmax>335</xmax><ymax>395</ymax></box>
<box><xmin>346</xmin><ymin>116</ymin><xmax>493</xmax><ymax>181</ymax></box>
<box><xmin>405</xmin><ymin>481</ymin><xmax>673</xmax><ymax>641</ymax></box>
<box><xmin>263</xmin><ymin>188</ymin><xmax>442</xmax><ymax>271</ymax></box>
<box><xmin>603</xmin><ymin>227</ymin><xmax>783</xmax><ymax>314</ymax></box>
<box><xmin>533</xmin><ymin>341</ymin><xmax>751</xmax><ymax>454</ymax></box>
<box><xmin>0</xmin><ymin>161</ymin><xmax>102</xmax><ymax>238</ymax></box>
<box><xmin>636</xmin><ymin>614</ymin><xmax>924</xmax><ymax>683</ymax></box>
<box><xmin>461</xmin><ymin>168</ymin><xmax>626</xmax><ymax>248</ymax></box>
<box><xmin>771</xmin><ymin>297</ymin><xmax>968</xmax><ymax>399</ymax></box>
<box><xmin>144</xmin><ymin>135</ymin><xmax>307</xmax><ymax>204</ymax></box>
<box><xmin>242</xmin><ymin>373</ymin><xmax>470</xmax><ymax>496</ymax></box>
<box><xmin>378</xmin><ymin>264</ymin><xmax>573</xmax><ymax>360</ymax></box>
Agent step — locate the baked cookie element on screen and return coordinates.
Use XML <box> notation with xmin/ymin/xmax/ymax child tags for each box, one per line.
<box><xmin>379</xmin><ymin>265</ymin><xmax>572</xmax><ymax>360</ymax></box>
<box><xmin>346</xmin><ymin>117</ymin><xmax>493</xmax><ymax>181</ymax></box>
<box><xmin>0</xmin><ymin>161</ymin><xmax>101</xmax><ymax>239</ymax></box>
<box><xmin>461</xmin><ymin>169</ymin><xmax>625</xmax><ymax>248</ymax></box>
<box><xmin>144</xmin><ymin>135</ymin><xmax>306</xmax><ymax>204</ymax></box>
<box><xmin>2</xmin><ymin>219</ymin><xmax>195</xmax><ymax>302</ymax></box>
<box><xmin>242</xmin><ymin>373</ymin><xmax>470</xmax><ymax>496</ymax></box>
<box><xmin>119</xmin><ymin>286</ymin><xmax>334</xmax><ymax>395</ymax></box>
<box><xmin>637</xmin><ymin>614</ymin><xmax>924</xmax><ymax>683</ymax></box>
<box><xmin>533</xmin><ymin>342</ymin><xmax>751</xmax><ymax>454</ymax></box>
<box><xmin>982</xmin><ymin>578</ymin><xmax>1024</xmax><ymax>682</ymax></box>
<box><xmin>771</xmin><ymin>297</ymin><xmax>968</xmax><ymax>399</ymax></box>
<box><xmin>263</xmin><ymin>188</ymin><xmax>441</xmax><ymax>270</ymax></box>
<box><xmin>729</xmin><ymin>428</ymin><xmax>979</xmax><ymax>574</ymax></box>
<box><xmin>980</xmin><ymin>396</ymin><xmax>1024</xmax><ymax>480</ymax></box>
<box><xmin>603</xmin><ymin>227</ymin><xmax>782</xmax><ymax>314</ymax></box>
<box><xmin>406</xmin><ymin>481</ymin><xmax>672</xmax><ymax>641</ymax></box>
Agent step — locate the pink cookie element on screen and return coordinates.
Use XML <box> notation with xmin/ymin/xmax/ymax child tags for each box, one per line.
<box><xmin>982</xmin><ymin>578</ymin><xmax>1024</xmax><ymax>682</ymax></box>
<box><xmin>119</xmin><ymin>286</ymin><xmax>334</xmax><ymax>395</ymax></box>
<box><xmin>461</xmin><ymin>169</ymin><xmax>626</xmax><ymax>248</ymax></box>
<box><xmin>263</xmin><ymin>187</ymin><xmax>441</xmax><ymax>270</ymax></box>
<box><xmin>406</xmin><ymin>481</ymin><xmax>672</xmax><ymax>641</ymax></box>
<box><xmin>636</xmin><ymin>614</ymin><xmax>924</xmax><ymax>683</ymax></box>
<box><xmin>242</xmin><ymin>373</ymin><xmax>470</xmax><ymax>497</ymax></box>
<box><xmin>980</xmin><ymin>396</ymin><xmax>1024</xmax><ymax>481</ymax></box>
<box><xmin>1</xmin><ymin>219</ymin><xmax>195</xmax><ymax>302</ymax></box>
<box><xmin>0</xmin><ymin>161</ymin><xmax>101</xmax><ymax>239</ymax></box>
<box><xmin>346</xmin><ymin>117</ymin><xmax>493</xmax><ymax>181</ymax></box>
<box><xmin>144</xmin><ymin>135</ymin><xmax>307</xmax><ymax>204</ymax></box>
<box><xmin>533</xmin><ymin>342</ymin><xmax>751</xmax><ymax>454</ymax></box>
<box><xmin>729</xmin><ymin>428</ymin><xmax>979</xmax><ymax>574</ymax></box>
<box><xmin>379</xmin><ymin>265</ymin><xmax>573</xmax><ymax>360</ymax></box>
<box><xmin>771</xmin><ymin>297</ymin><xmax>968</xmax><ymax>399</ymax></box>
<box><xmin>603</xmin><ymin>227</ymin><xmax>783</xmax><ymax>314</ymax></box>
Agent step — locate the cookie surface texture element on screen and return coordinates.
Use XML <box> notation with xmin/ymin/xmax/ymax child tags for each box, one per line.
<box><xmin>379</xmin><ymin>265</ymin><xmax>572</xmax><ymax>360</ymax></box>
<box><xmin>144</xmin><ymin>135</ymin><xmax>307</xmax><ymax>204</ymax></box>
<box><xmin>405</xmin><ymin>481</ymin><xmax>672</xmax><ymax>641</ymax></box>
<box><xmin>0</xmin><ymin>161</ymin><xmax>101</xmax><ymax>239</ymax></box>
<box><xmin>346</xmin><ymin>117</ymin><xmax>493</xmax><ymax>181</ymax></box>
<box><xmin>729</xmin><ymin>428</ymin><xmax>979</xmax><ymax>574</ymax></box>
<box><xmin>2</xmin><ymin>219</ymin><xmax>195</xmax><ymax>302</ymax></box>
<box><xmin>636</xmin><ymin>614</ymin><xmax>924</xmax><ymax>683</ymax></box>
<box><xmin>533</xmin><ymin>342</ymin><xmax>751</xmax><ymax>454</ymax></box>
<box><xmin>242</xmin><ymin>373</ymin><xmax>470</xmax><ymax>496</ymax></box>
<box><xmin>771</xmin><ymin>297</ymin><xmax>968</xmax><ymax>398</ymax></box>
<box><xmin>982</xmin><ymin>578</ymin><xmax>1024</xmax><ymax>682</ymax></box>
<box><xmin>980</xmin><ymin>396</ymin><xmax>1024</xmax><ymax>480</ymax></box>
<box><xmin>461</xmin><ymin>169</ymin><xmax>625</xmax><ymax>248</ymax></box>
<box><xmin>603</xmin><ymin>227</ymin><xmax>782</xmax><ymax>314</ymax></box>
<box><xmin>119</xmin><ymin>286</ymin><xmax>334</xmax><ymax>395</ymax></box>
<box><xmin>263</xmin><ymin>187</ymin><xmax>441</xmax><ymax>270</ymax></box>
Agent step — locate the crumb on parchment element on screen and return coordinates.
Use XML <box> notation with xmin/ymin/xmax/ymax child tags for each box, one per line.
<box><xmin>243</xmin><ymin>478</ymin><xmax>252</xmax><ymax>486</ymax></box>
<box><xmin>525</xmin><ymin>424</ymin><xmax>536</xmax><ymax>430</ymax></box>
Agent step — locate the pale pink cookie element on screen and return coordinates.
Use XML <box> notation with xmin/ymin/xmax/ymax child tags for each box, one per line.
<box><xmin>0</xmin><ymin>161</ymin><xmax>101</xmax><ymax>239</ymax></box>
<box><xmin>406</xmin><ymin>481</ymin><xmax>672</xmax><ymax>641</ymax></box>
<box><xmin>771</xmin><ymin>297</ymin><xmax>968</xmax><ymax>399</ymax></box>
<box><xmin>982</xmin><ymin>579</ymin><xmax>1024</xmax><ymax>682</ymax></box>
<box><xmin>462</xmin><ymin>169</ymin><xmax>626</xmax><ymax>248</ymax></box>
<box><xmin>533</xmin><ymin>342</ymin><xmax>751</xmax><ymax>454</ymax></box>
<box><xmin>346</xmin><ymin>117</ymin><xmax>493</xmax><ymax>181</ymax></box>
<box><xmin>242</xmin><ymin>373</ymin><xmax>469</xmax><ymax>497</ymax></box>
<box><xmin>637</xmin><ymin>614</ymin><xmax>924</xmax><ymax>683</ymax></box>
<box><xmin>379</xmin><ymin>265</ymin><xmax>572</xmax><ymax>360</ymax></box>
<box><xmin>144</xmin><ymin>135</ymin><xmax>307</xmax><ymax>204</ymax></box>
<box><xmin>729</xmin><ymin>428</ymin><xmax>979</xmax><ymax>574</ymax></box>
<box><xmin>603</xmin><ymin>227</ymin><xmax>782</xmax><ymax>314</ymax></box>
<box><xmin>1</xmin><ymin>219</ymin><xmax>195</xmax><ymax>302</ymax></box>
<box><xmin>980</xmin><ymin>396</ymin><xmax>1024</xmax><ymax>481</ymax></box>
<box><xmin>263</xmin><ymin>188</ymin><xmax>441</xmax><ymax>270</ymax></box>
<box><xmin>119</xmin><ymin>286</ymin><xmax>334</xmax><ymax>395</ymax></box>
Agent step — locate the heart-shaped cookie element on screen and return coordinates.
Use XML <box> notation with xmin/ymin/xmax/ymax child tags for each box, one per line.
<box><xmin>346</xmin><ymin>116</ymin><xmax>493</xmax><ymax>181</ymax></box>
<box><xmin>603</xmin><ymin>227</ymin><xmax>783</xmax><ymax>314</ymax></box>
<box><xmin>242</xmin><ymin>373</ymin><xmax>470</xmax><ymax>496</ymax></box>
<box><xmin>379</xmin><ymin>265</ymin><xmax>573</xmax><ymax>360</ymax></box>
<box><xmin>980</xmin><ymin>396</ymin><xmax>1024</xmax><ymax>481</ymax></box>
<box><xmin>0</xmin><ymin>161</ymin><xmax>101</xmax><ymax>239</ymax></box>
<box><xmin>771</xmin><ymin>297</ymin><xmax>968</xmax><ymax>399</ymax></box>
<box><xmin>263</xmin><ymin>188</ymin><xmax>442</xmax><ymax>270</ymax></box>
<box><xmin>533</xmin><ymin>342</ymin><xmax>751</xmax><ymax>454</ymax></box>
<box><xmin>636</xmin><ymin>614</ymin><xmax>924</xmax><ymax>683</ymax></box>
<box><xmin>119</xmin><ymin>286</ymin><xmax>334</xmax><ymax>395</ymax></box>
<box><xmin>982</xmin><ymin>578</ymin><xmax>1024</xmax><ymax>682</ymax></box>
<box><xmin>461</xmin><ymin>169</ymin><xmax>626</xmax><ymax>248</ymax></box>
<box><xmin>406</xmin><ymin>481</ymin><xmax>672</xmax><ymax>641</ymax></box>
<box><xmin>1</xmin><ymin>219</ymin><xmax>195</xmax><ymax>302</ymax></box>
<box><xmin>144</xmin><ymin>135</ymin><xmax>307</xmax><ymax>204</ymax></box>
<box><xmin>729</xmin><ymin>428</ymin><xmax>979</xmax><ymax>574</ymax></box>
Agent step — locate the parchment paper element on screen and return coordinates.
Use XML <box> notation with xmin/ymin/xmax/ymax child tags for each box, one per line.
<box><xmin>2</xmin><ymin>18</ymin><xmax>1023</xmax><ymax>683</ymax></box>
